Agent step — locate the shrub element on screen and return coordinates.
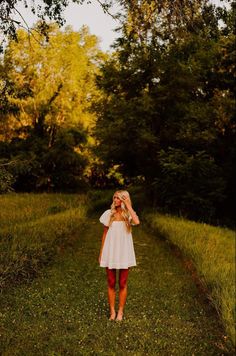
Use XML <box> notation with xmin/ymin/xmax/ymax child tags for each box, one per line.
<box><xmin>0</xmin><ymin>167</ymin><xmax>15</xmax><ymax>193</ymax></box>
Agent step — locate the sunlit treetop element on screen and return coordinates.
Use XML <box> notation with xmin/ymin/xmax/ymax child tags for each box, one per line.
<box><xmin>0</xmin><ymin>0</ymin><xmax>113</xmax><ymax>51</ymax></box>
<box><xmin>1</xmin><ymin>1</ymin><xmax>232</xmax><ymax>50</ymax></box>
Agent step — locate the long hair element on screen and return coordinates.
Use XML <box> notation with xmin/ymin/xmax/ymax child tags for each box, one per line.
<box><xmin>108</xmin><ymin>190</ymin><xmax>132</xmax><ymax>232</ymax></box>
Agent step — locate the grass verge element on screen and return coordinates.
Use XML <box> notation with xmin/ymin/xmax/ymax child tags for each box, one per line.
<box><xmin>143</xmin><ymin>211</ymin><xmax>236</xmax><ymax>346</ymax></box>
<box><xmin>0</xmin><ymin>194</ymin><xmax>88</xmax><ymax>289</ymax></box>
<box><xmin>0</xmin><ymin>192</ymin><xmax>85</xmax><ymax>228</ymax></box>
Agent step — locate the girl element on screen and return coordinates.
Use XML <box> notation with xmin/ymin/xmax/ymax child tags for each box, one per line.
<box><xmin>98</xmin><ymin>190</ymin><xmax>140</xmax><ymax>321</ymax></box>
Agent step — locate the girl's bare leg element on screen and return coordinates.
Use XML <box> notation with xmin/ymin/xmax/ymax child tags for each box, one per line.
<box><xmin>117</xmin><ymin>268</ymin><xmax>129</xmax><ymax>321</ymax></box>
<box><xmin>106</xmin><ymin>268</ymin><xmax>116</xmax><ymax>320</ymax></box>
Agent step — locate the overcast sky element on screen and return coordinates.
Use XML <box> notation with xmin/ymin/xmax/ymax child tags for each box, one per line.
<box><xmin>15</xmin><ymin>0</ymin><xmax>228</xmax><ymax>52</ymax></box>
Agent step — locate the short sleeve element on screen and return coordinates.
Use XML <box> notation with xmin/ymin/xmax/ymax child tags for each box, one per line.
<box><xmin>99</xmin><ymin>209</ymin><xmax>111</xmax><ymax>227</ymax></box>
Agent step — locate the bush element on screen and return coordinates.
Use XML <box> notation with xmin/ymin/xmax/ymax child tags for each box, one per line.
<box><xmin>0</xmin><ymin>167</ymin><xmax>15</xmax><ymax>193</ymax></box>
<box><xmin>151</xmin><ymin>148</ymin><xmax>226</xmax><ymax>221</ymax></box>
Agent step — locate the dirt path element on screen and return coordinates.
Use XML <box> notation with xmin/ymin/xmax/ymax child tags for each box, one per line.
<box><xmin>0</xmin><ymin>217</ymin><xmax>233</xmax><ymax>355</ymax></box>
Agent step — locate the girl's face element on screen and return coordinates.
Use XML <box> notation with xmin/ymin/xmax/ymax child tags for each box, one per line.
<box><xmin>113</xmin><ymin>194</ymin><xmax>122</xmax><ymax>207</ymax></box>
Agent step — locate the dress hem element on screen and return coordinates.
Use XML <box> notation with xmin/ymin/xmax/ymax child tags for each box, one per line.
<box><xmin>100</xmin><ymin>263</ymin><xmax>137</xmax><ymax>269</ymax></box>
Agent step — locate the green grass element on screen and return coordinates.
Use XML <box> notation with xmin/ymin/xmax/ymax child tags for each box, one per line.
<box><xmin>143</xmin><ymin>212</ymin><xmax>236</xmax><ymax>347</ymax></box>
<box><xmin>0</xmin><ymin>192</ymin><xmax>85</xmax><ymax>228</ymax></box>
<box><xmin>0</xmin><ymin>214</ymin><xmax>234</xmax><ymax>355</ymax></box>
<box><xmin>0</xmin><ymin>194</ymin><xmax>88</xmax><ymax>289</ymax></box>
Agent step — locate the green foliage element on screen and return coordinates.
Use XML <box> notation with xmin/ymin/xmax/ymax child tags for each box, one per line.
<box><xmin>86</xmin><ymin>162</ymin><xmax>126</xmax><ymax>188</ymax></box>
<box><xmin>0</xmin><ymin>0</ymin><xmax>112</xmax><ymax>51</ymax></box>
<box><xmin>87</xmin><ymin>189</ymin><xmax>114</xmax><ymax>213</ymax></box>
<box><xmin>0</xmin><ymin>166</ymin><xmax>15</xmax><ymax>193</ymax></box>
<box><xmin>0</xmin><ymin>24</ymin><xmax>103</xmax><ymax>191</ymax></box>
<box><xmin>151</xmin><ymin>148</ymin><xmax>226</xmax><ymax>220</ymax></box>
<box><xmin>1</xmin><ymin>127</ymin><xmax>89</xmax><ymax>192</ymax></box>
<box><xmin>92</xmin><ymin>1</ymin><xmax>235</xmax><ymax>223</ymax></box>
<box><xmin>144</xmin><ymin>211</ymin><xmax>236</xmax><ymax>346</ymax></box>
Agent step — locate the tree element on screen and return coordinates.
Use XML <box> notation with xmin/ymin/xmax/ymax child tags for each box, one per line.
<box><xmin>0</xmin><ymin>24</ymin><xmax>103</xmax><ymax>191</ymax></box>
<box><xmin>0</xmin><ymin>0</ymin><xmax>113</xmax><ymax>51</ymax></box>
<box><xmin>1</xmin><ymin>1</ymin><xmax>231</xmax><ymax>50</ymax></box>
<box><xmin>92</xmin><ymin>0</ymin><xmax>235</xmax><ymax>223</ymax></box>
<box><xmin>151</xmin><ymin>149</ymin><xmax>226</xmax><ymax>220</ymax></box>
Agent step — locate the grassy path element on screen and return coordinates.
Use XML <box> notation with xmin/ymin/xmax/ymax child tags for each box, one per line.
<box><xmin>0</xmin><ymin>216</ymin><xmax>234</xmax><ymax>355</ymax></box>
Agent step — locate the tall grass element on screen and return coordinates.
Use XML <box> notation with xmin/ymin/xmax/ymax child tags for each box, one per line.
<box><xmin>143</xmin><ymin>212</ymin><xmax>236</xmax><ymax>346</ymax></box>
<box><xmin>0</xmin><ymin>193</ymin><xmax>84</xmax><ymax>228</ymax></box>
<box><xmin>0</xmin><ymin>194</ymin><xmax>88</xmax><ymax>289</ymax></box>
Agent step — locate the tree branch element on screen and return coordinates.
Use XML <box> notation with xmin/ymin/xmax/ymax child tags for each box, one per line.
<box><xmin>12</xmin><ymin>6</ymin><xmax>42</xmax><ymax>45</ymax></box>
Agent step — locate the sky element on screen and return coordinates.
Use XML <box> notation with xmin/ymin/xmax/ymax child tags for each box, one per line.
<box><xmin>15</xmin><ymin>0</ymin><xmax>228</xmax><ymax>52</ymax></box>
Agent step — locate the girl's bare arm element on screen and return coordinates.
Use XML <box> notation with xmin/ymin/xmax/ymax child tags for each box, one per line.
<box><xmin>127</xmin><ymin>206</ymin><xmax>140</xmax><ymax>225</ymax></box>
<box><xmin>121</xmin><ymin>195</ymin><xmax>140</xmax><ymax>225</ymax></box>
<box><xmin>99</xmin><ymin>226</ymin><xmax>109</xmax><ymax>262</ymax></box>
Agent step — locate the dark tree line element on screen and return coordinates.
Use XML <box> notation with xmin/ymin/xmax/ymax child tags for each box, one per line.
<box><xmin>92</xmin><ymin>0</ymin><xmax>235</xmax><ymax>224</ymax></box>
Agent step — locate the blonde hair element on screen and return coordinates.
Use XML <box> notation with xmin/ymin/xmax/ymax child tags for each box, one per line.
<box><xmin>109</xmin><ymin>190</ymin><xmax>132</xmax><ymax>232</ymax></box>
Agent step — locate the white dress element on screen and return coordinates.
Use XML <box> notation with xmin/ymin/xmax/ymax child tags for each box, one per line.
<box><xmin>99</xmin><ymin>209</ymin><xmax>137</xmax><ymax>269</ymax></box>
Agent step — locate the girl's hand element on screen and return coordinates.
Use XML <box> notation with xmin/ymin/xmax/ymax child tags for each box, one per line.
<box><xmin>98</xmin><ymin>253</ymin><xmax>101</xmax><ymax>264</ymax></box>
<box><xmin>121</xmin><ymin>195</ymin><xmax>132</xmax><ymax>209</ymax></box>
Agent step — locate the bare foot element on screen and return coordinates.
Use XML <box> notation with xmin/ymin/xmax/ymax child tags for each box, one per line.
<box><xmin>109</xmin><ymin>311</ymin><xmax>116</xmax><ymax>320</ymax></box>
<box><xmin>116</xmin><ymin>311</ymin><xmax>123</xmax><ymax>321</ymax></box>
